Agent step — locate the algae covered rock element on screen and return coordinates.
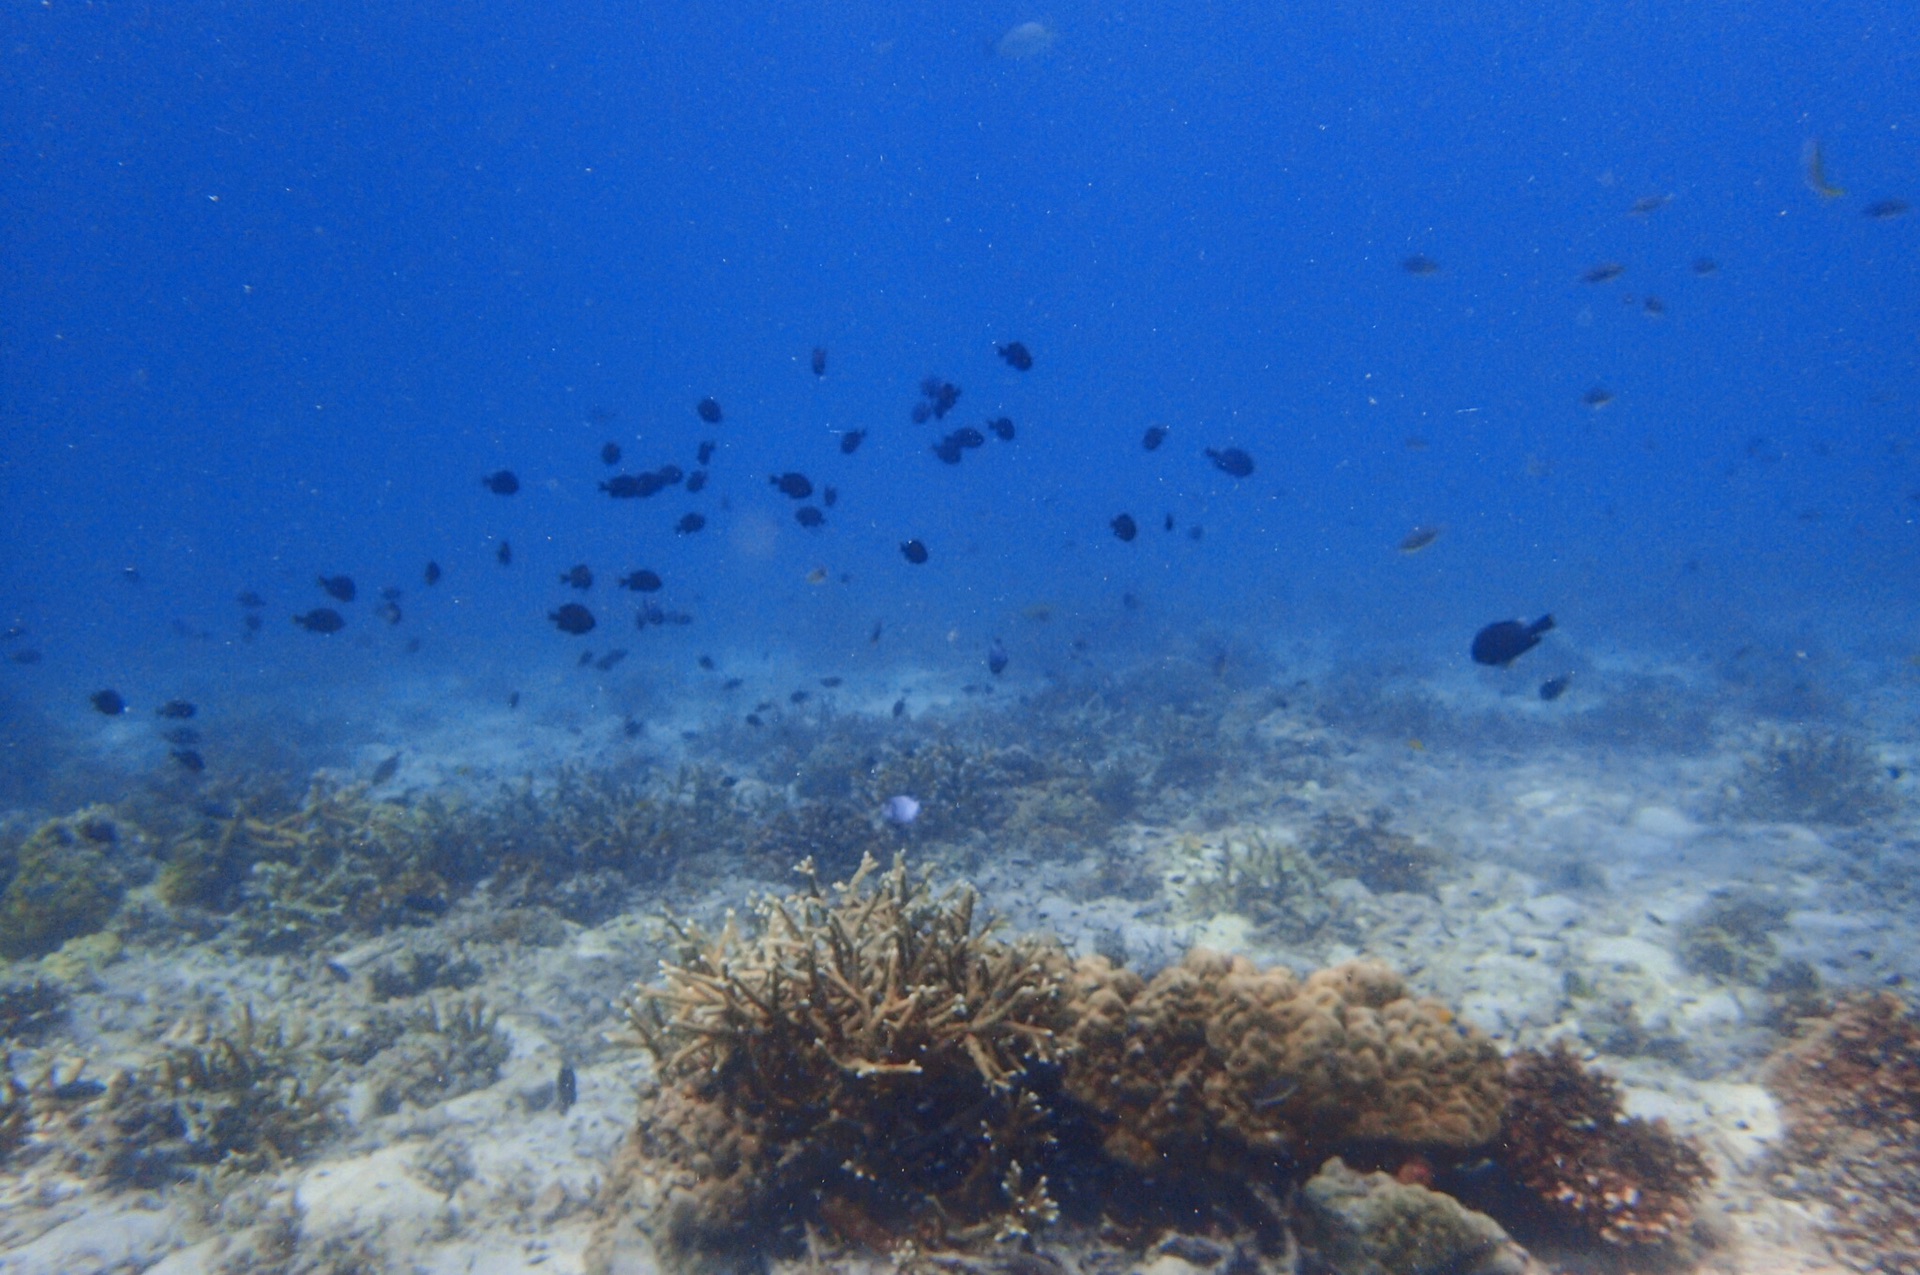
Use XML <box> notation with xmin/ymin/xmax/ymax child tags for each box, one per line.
<box><xmin>0</xmin><ymin>807</ymin><xmax>131</xmax><ymax>959</ymax></box>
<box><xmin>1297</xmin><ymin>1158</ymin><xmax>1535</xmax><ymax>1275</ymax></box>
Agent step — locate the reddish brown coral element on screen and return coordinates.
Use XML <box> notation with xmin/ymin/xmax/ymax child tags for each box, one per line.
<box><xmin>1496</xmin><ymin>1043</ymin><xmax>1711</xmax><ymax>1247</ymax></box>
<box><xmin>1765</xmin><ymin>991</ymin><xmax>1920</xmax><ymax>1272</ymax></box>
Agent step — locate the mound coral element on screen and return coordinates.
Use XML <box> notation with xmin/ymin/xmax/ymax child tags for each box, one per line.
<box><xmin>1765</xmin><ymin>991</ymin><xmax>1920</xmax><ymax>1272</ymax></box>
<box><xmin>0</xmin><ymin>806</ymin><xmax>132</xmax><ymax>959</ymax></box>
<box><xmin>1496</xmin><ymin>1043</ymin><xmax>1711</xmax><ymax>1248</ymax></box>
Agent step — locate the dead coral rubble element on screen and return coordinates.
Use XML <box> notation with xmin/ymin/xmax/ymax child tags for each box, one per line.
<box><xmin>1496</xmin><ymin>1043</ymin><xmax>1712</xmax><ymax>1248</ymax></box>
<box><xmin>1765</xmin><ymin>991</ymin><xmax>1920</xmax><ymax>1273</ymax></box>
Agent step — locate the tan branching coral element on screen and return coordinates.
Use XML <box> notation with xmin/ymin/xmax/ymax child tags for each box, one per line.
<box><xmin>1061</xmin><ymin>950</ymin><xmax>1505</xmax><ymax>1169</ymax></box>
<box><xmin>1496</xmin><ymin>1043</ymin><xmax>1711</xmax><ymax>1248</ymax></box>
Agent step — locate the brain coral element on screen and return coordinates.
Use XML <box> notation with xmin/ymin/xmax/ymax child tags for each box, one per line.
<box><xmin>1061</xmin><ymin>949</ymin><xmax>1505</xmax><ymax>1168</ymax></box>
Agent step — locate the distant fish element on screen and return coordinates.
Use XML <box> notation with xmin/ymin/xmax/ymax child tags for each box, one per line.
<box><xmin>811</xmin><ymin>346</ymin><xmax>828</xmax><ymax>376</ymax></box>
<box><xmin>1803</xmin><ymin>138</ymin><xmax>1846</xmax><ymax>199</ymax></box>
<box><xmin>821</xmin><ymin>676</ymin><xmax>842</xmax><ymax>688</ymax></box>
<box><xmin>1627</xmin><ymin>194</ymin><xmax>1671</xmax><ymax>216</ymax></box>
<box><xmin>988</xmin><ymin>639</ymin><xmax>1008</xmax><ymax>676</ymax></box>
<box><xmin>424</xmin><ymin>561</ymin><xmax>442</xmax><ymax>585</ymax></box>
<box><xmin>686</xmin><ymin>470</ymin><xmax>708</xmax><ymax>493</ymax></box>
<box><xmin>121</xmin><ymin>566</ymin><xmax>141</xmax><ymax>584</ymax></box>
<box><xmin>1691</xmin><ymin>257</ymin><xmax>1719</xmax><ymax>275</ymax></box>
<box><xmin>1205</xmin><ymin>447</ymin><xmax>1254</xmax><ymax>478</ymax></box>
<box><xmin>1583</xmin><ymin>387</ymin><xmax>1615</xmax><ymax>409</ymax></box>
<box><xmin>1398</xmin><ymin>526</ymin><xmax>1441</xmax><ymax>554</ymax></box>
<box><xmin>600</xmin><ymin>442</ymin><xmax>622</xmax><ymax>465</ymax></box>
<box><xmin>508</xmin><ymin>692</ymin><xmax>520</xmax><ymax>709</ymax></box>
<box><xmin>1864</xmin><ymin>198</ymin><xmax>1911</xmax><ymax>220</ymax></box>
<box><xmin>235</xmin><ymin>591</ymin><xmax>265</xmax><ymax>609</ymax></box>
<box><xmin>1471</xmin><ymin>614</ymin><xmax>1555</xmax><ymax>667</ymax></box>
<box><xmin>795</xmin><ymin>506</ymin><xmax>825</xmax><ymax>528</ymax></box>
<box><xmin>163</xmin><ymin>726</ymin><xmax>199</xmax><ymax>747</ymax></box>
<box><xmin>618</xmin><ymin>569</ymin><xmax>663</xmax><ymax>592</ymax></box>
<box><xmin>1111</xmin><ymin>513</ymin><xmax>1138</xmax><ymax>542</ymax></box>
<box><xmin>997</xmin><ymin>341</ymin><xmax>1033</xmax><ymax>371</ymax></box>
<box><xmin>371</xmin><ymin>753</ymin><xmax>402</xmax><ymax>785</ymax></box>
<box><xmin>882</xmin><ymin>794</ymin><xmax>922</xmax><ymax>826</ymax></box>
<box><xmin>822</xmin><ymin>486</ymin><xmax>837</xmax><ymax>507</ymax></box>
<box><xmin>482</xmin><ymin>470</ymin><xmax>520</xmax><ymax>495</ymax></box>
<box><xmin>294</xmin><ymin>608</ymin><xmax>346</xmax><ymax>634</ymax></box>
<box><xmin>900</xmin><ymin>539</ymin><xmax>929</xmax><ymax>564</ymax></box>
<box><xmin>697</xmin><ymin>440</ymin><xmax>716</xmax><ymax>465</ymax></box>
<box><xmin>317</xmin><ymin>574</ymin><xmax>356</xmax><ymax>603</ymax></box>
<box><xmin>987</xmin><ymin>417</ymin><xmax>1016</xmax><ymax>442</ymax></box>
<box><xmin>675</xmin><ymin>513</ymin><xmax>707</xmax><ymax>535</ymax></box>
<box><xmin>1539</xmin><ymin>674</ymin><xmax>1572</xmax><ymax>701</ymax></box>
<box><xmin>1643</xmin><ymin>296</ymin><xmax>1666</xmax><ymax>316</ymax></box>
<box><xmin>560</xmin><ymin>564</ymin><xmax>593</xmax><ymax>590</ymax></box>
<box><xmin>771</xmin><ymin>472</ymin><xmax>814</xmax><ymax>500</ymax></box>
<box><xmin>840</xmin><ymin>430</ymin><xmax>866</xmax><ymax>455</ymax></box>
<box><xmin>917</xmin><ymin>377</ymin><xmax>961</xmax><ymax>421</ymax></box>
<box><xmin>1401</xmin><ymin>254</ymin><xmax>1441</xmax><ymax>275</ymax></box>
<box><xmin>595</xmin><ymin>649</ymin><xmax>628</xmax><ymax>671</ymax></box>
<box><xmin>549</xmin><ymin>603</ymin><xmax>595</xmax><ymax>635</ymax></box>
<box><xmin>1142</xmin><ymin>424</ymin><xmax>1169</xmax><ymax>451</ymax></box>
<box><xmin>377</xmin><ymin>599</ymin><xmax>403</xmax><ymax>625</ymax></box>
<box><xmin>1581</xmin><ymin>263</ymin><xmax>1625</xmax><ymax>284</ymax></box>
<box><xmin>497</xmin><ymin>541</ymin><xmax>513</xmax><ymax>566</ymax></box>
<box><xmin>171</xmin><ymin>748</ymin><xmax>206</xmax><ymax>773</ymax></box>
<box><xmin>892</xmin><ymin>697</ymin><xmax>906</xmax><ymax>718</ymax></box>
<box><xmin>9</xmin><ymin>649</ymin><xmax>41</xmax><ymax>665</ymax></box>
<box><xmin>697</xmin><ymin>397</ymin><xmax>723</xmax><ymax>424</ymax></box>
<box><xmin>90</xmin><ymin>689</ymin><xmax>127</xmax><ymax>716</ymax></box>
<box><xmin>155</xmin><ymin>699</ymin><xmax>197</xmax><ymax>719</ymax></box>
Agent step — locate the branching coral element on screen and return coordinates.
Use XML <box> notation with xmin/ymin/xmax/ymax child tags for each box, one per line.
<box><xmin>1732</xmin><ymin>727</ymin><xmax>1896</xmax><ymax>826</ymax></box>
<box><xmin>1305</xmin><ymin>811</ymin><xmax>1445</xmax><ymax>897</ymax></box>
<box><xmin>0</xmin><ymin>806</ymin><xmax>134</xmax><ymax>958</ymax></box>
<box><xmin>1495</xmin><ymin>1043</ymin><xmax>1711</xmax><ymax>1248</ymax></box>
<box><xmin>1179</xmin><ymin>828</ymin><xmax>1336</xmax><ymax>941</ymax></box>
<box><xmin>1765</xmin><ymin>991</ymin><xmax>1920</xmax><ymax>1272</ymax></box>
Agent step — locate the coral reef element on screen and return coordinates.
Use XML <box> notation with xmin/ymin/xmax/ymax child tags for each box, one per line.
<box><xmin>1179</xmin><ymin>827</ymin><xmax>1338</xmax><ymax>941</ymax></box>
<box><xmin>1676</xmin><ymin>889</ymin><xmax>1790</xmax><ymax>985</ymax></box>
<box><xmin>1060</xmin><ymin>950</ymin><xmax>1506</xmax><ymax>1167</ymax></box>
<box><xmin>1495</xmin><ymin>1043</ymin><xmax>1711</xmax><ymax>1248</ymax></box>
<box><xmin>1296</xmin><ymin>1157</ymin><xmax>1535</xmax><ymax>1275</ymax></box>
<box><xmin>598</xmin><ymin>855</ymin><xmax>1073</xmax><ymax>1269</ymax></box>
<box><xmin>1305</xmin><ymin>811</ymin><xmax>1445</xmax><ymax>896</ymax></box>
<box><xmin>1765</xmin><ymin>990</ymin><xmax>1920</xmax><ymax>1272</ymax></box>
<box><xmin>365</xmin><ymin>996</ymin><xmax>509</xmax><ymax>1114</ymax></box>
<box><xmin>0</xmin><ymin>974</ymin><xmax>70</xmax><ymax>1040</ymax></box>
<box><xmin>1730</xmin><ymin>726</ymin><xmax>1896</xmax><ymax>826</ymax></box>
<box><xmin>0</xmin><ymin>806</ymin><xmax>135</xmax><ymax>959</ymax></box>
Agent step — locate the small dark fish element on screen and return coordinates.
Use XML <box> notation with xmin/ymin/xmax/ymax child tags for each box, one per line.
<box><xmin>121</xmin><ymin>566</ymin><xmax>141</xmax><ymax>584</ymax></box>
<box><xmin>619</xmin><ymin>569</ymin><xmax>663</xmax><ymax>592</ymax></box>
<box><xmin>1539</xmin><ymin>674</ymin><xmax>1572</xmax><ymax>702</ymax></box>
<box><xmin>771</xmin><ymin>472</ymin><xmax>814</xmax><ymax>499</ymax></box>
<box><xmin>601</xmin><ymin>472</ymin><xmax>667</xmax><ymax>499</ymax></box>
<box><xmin>675</xmin><ymin>513</ymin><xmax>706</xmax><ymax>535</ymax></box>
<box><xmin>987</xmin><ymin>416</ymin><xmax>1015</xmax><ymax>442</ymax></box>
<box><xmin>1581</xmin><ymin>262</ymin><xmax>1625</xmax><ymax>284</ymax></box>
<box><xmin>840</xmin><ymin>430</ymin><xmax>866</xmax><ymax>455</ymax></box>
<box><xmin>162</xmin><ymin>726</ymin><xmax>199</xmax><ymax>747</ymax></box>
<box><xmin>1398</xmin><ymin>527</ymin><xmax>1440</xmax><ymax>554</ymax></box>
<box><xmin>997</xmin><ymin>341</ymin><xmax>1033</xmax><ymax>371</ymax></box>
<box><xmin>482</xmin><ymin>470</ymin><xmax>520</xmax><ymax>495</ymax></box>
<box><xmin>795</xmin><ymin>505</ymin><xmax>825</xmax><ymax>528</ymax></box>
<box><xmin>1188</xmin><ymin>525</ymin><xmax>1204</xmax><ymax>541</ymax></box>
<box><xmin>235</xmin><ymin>591</ymin><xmax>265</xmax><ymax>609</ymax></box>
<box><xmin>951</xmin><ymin>426</ymin><xmax>986</xmax><ymax>449</ymax></box>
<box><xmin>596</xmin><ymin>649</ymin><xmax>628</xmax><ymax>671</ymax></box>
<box><xmin>697</xmin><ymin>440</ymin><xmax>716</xmax><ymax>465</ymax></box>
<box><xmin>1111</xmin><ymin>513</ymin><xmax>1138</xmax><ymax>542</ymax></box>
<box><xmin>820</xmin><ymin>676</ymin><xmax>842</xmax><ymax>688</ymax></box>
<box><xmin>317</xmin><ymin>574</ymin><xmax>356</xmax><ymax>602</ymax></box>
<box><xmin>869</xmin><ymin>620</ymin><xmax>883</xmax><ymax>644</ymax></box>
<box><xmin>900</xmin><ymin>539</ymin><xmax>929</xmax><ymax>564</ymax></box>
<box><xmin>697</xmin><ymin>397</ymin><xmax>723</xmax><ymax>423</ymax></box>
<box><xmin>811</xmin><ymin>347</ymin><xmax>828</xmax><ymax>376</ymax></box>
<box><xmin>600</xmin><ymin>441</ymin><xmax>622</xmax><ymax>465</ymax></box>
<box><xmin>892</xmin><ymin>697</ymin><xmax>906</xmax><ymax>718</ymax></box>
<box><xmin>822</xmin><ymin>486</ymin><xmax>837</xmax><ymax>507</ymax></box>
<box><xmin>371</xmin><ymin>753</ymin><xmax>402</xmax><ymax>785</ymax></box>
<box><xmin>9</xmin><ymin>649</ymin><xmax>42</xmax><ymax>664</ymax></box>
<box><xmin>171</xmin><ymin>748</ymin><xmax>206</xmax><ymax>773</ymax></box>
<box><xmin>424</xmin><ymin>561</ymin><xmax>442</xmax><ymax>585</ymax></box>
<box><xmin>1583</xmin><ymin>387</ymin><xmax>1615</xmax><ymax>409</ymax></box>
<box><xmin>91</xmin><ymin>689</ymin><xmax>127</xmax><ymax>716</ymax></box>
<box><xmin>656</xmin><ymin>464</ymin><xmax>685</xmax><ymax>485</ymax></box>
<box><xmin>1692</xmin><ymin>257</ymin><xmax>1719</xmax><ymax>275</ymax></box>
<box><xmin>1865</xmin><ymin>199</ymin><xmax>1910</xmax><ymax>220</ymax></box>
<box><xmin>686</xmin><ymin>470</ymin><xmax>708</xmax><ymax>493</ymax></box>
<box><xmin>988</xmin><ymin>639</ymin><xmax>1009</xmax><ymax>676</ymax></box>
<box><xmin>790</xmin><ymin>690</ymin><xmax>810</xmax><ymax>704</ymax></box>
<box><xmin>1143</xmin><ymin>424</ymin><xmax>1168</xmax><ymax>451</ymax></box>
<box><xmin>1470</xmin><ymin>614</ymin><xmax>1555</xmax><ymax>667</ymax></box>
<box><xmin>932</xmin><ymin>437</ymin><xmax>965</xmax><ymax>465</ymax></box>
<box><xmin>497</xmin><ymin>541</ymin><xmax>513</xmax><ymax>566</ymax></box>
<box><xmin>745</xmin><ymin>713</ymin><xmax>763</xmax><ymax>727</ymax></box>
<box><xmin>377</xmin><ymin>600</ymin><xmax>403</xmax><ymax>626</ymax></box>
<box><xmin>549</xmin><ymin>603</ymin><xmax>596</xmax><ymax>635</ymax></box>
<box><xmin>294</xmin><ymin>608</ymin><xmax>346</xmax><ymax>633</ymax></box>
<box><xmin>404</xmin><ymin>636</ymin><xmax>421</xmax><ymax>653</ymax></box>
<box><xmin>919</xmin><ymin>377</ymin><xmax>961</xmax><ymax>419</ymax></box>
<box><xmin>243</xmin><ymin>615</ymin><xmax>262</xmax><ymax>634</ymax></box>
<box><xmin>1643</xmin><ymin>295</ymin><xmax>1666</xmax><ymax>316</ymax></box>
<box><xmin>912</xmin><ymin>402</ymin><xmax>932</xmax><ymax>424</ymax></box>
<box><xmin>380</xmin><ymin>586</ymin><xmax>403</xmax><ymax>602</ymax></box>
<box><xmin>1205</xmin><ymin>447</ymin><xmax>1255</xmax><ymax>478</ymax></box>
<box><xmin>1401</xmin><ymin>254</ymin><xmax>1441</xmax><ymax>275</ymax></box>
<box><xmin>723</xmin><ymin>678</ymin><xmax>742</xmax><ymax>691</ymax></box>
<box><xmin>560</xmin><ymin>564</ymin><xmax>594</xmax><ymax>590</ymax></box>
<box><xmin>1627</xmin><ymin>194</ymin><xmax>1671</xmax><ymax>216</ymax></box>
<box><xmin>1163</xmin><ymin>514</ymin><xmax>1175</xmax><ymax>532</ymax></box>
<box><xmin>156</xmin><ymin>699</ymin><xmax>197</xmax><ymax>719</ymax></box>
<box><xmin>698</xmin><ymin>655</ymin><xmax>715</xmax><ymax>670</ymax></box>
<box><xmin>508</xmin><ymin>691</ymin><xmax>520</xmax><ymax>709</ymax></box>
<box><xmin>556</xmin><ymin>1062</ymin><xmax>577</xmax><ymax>1115</ymax></box>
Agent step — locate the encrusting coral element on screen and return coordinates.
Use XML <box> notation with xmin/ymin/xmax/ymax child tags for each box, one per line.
<box><xmin>1495</xmin><ymin>1042</ymin><xmax>1711</xmax><ymax>1248</ymax></box>
<box><xmin>1764</xmin><ymin>990</ymin><xmax>1920</xmax><ymax>1273</ymax></box>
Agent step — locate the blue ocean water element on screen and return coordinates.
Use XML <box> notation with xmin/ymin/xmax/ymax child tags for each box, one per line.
<box><xmin>1</xmin><ymin>0</ymin><xmax>1916</xmax><ymax>787</ymax></box>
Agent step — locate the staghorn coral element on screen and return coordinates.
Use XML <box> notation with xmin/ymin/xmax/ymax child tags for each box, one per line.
<box><xmin>1305</xmin><ymin>811</ymin><xmax>1445</xmax><ymax>897</ymax></box>
<box><xmin>1764</xmin><ymin>991</ymin><xmax>1920</xmax><ymax>1273</ymax></box>
<box><xmin>1060</xmin><ymin>950</ymin><xmax>1505</xmax><ymax>1170</ymax></box>
<box><xmin>0</xmin><ymin>806</ymin><xmax>135</xmax><ymax>959</ymax></box>
<box><xmin>1676</xmin><ymin>889</ymin><xmax>1790</xmax><ymax>985</ymax></box>
<box><xmin>1731</xmin><ymin>726</ymin><xmax>1896</xmax><ymax>827</ymax></box>
<box><xmin>366</xmin><ymin>996</ymin><xmax>510</xmax><ymax>1114</ymax></box>
<box><xmin>1495</xmin><ymin>1043</ymin><xmax>1711</xmax><ymax>1248</ymax></box>
<box><xmin>598</xmin><ymin>854</ymin><xmax>1073</xmax><ymax>1270</ymax></box>
<box><xmin>1179</xmin><ymin>827</ymin><xmax>1337</xmax><ymax>942</ymax></box>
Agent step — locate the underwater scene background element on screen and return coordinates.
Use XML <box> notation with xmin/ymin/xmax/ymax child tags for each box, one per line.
<box><xmin>3</xmin><ymin>1</ymin><xmax>1919</xmax><ymax>1272</ymax></box>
